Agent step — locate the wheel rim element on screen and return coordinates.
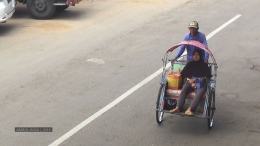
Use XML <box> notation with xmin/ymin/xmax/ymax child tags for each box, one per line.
<box><xmin>209</xmin><ymin>112</ymin><xmax>214</xmax><ymax>127</ymax></box>
<box><xmin>210</xmin><ymin>91</ymin><xmax>215</xmax><ymax>127</ymax></box>
<box><xmin>159</xmin><ymin>85</ymin><xmax>166</xmax><ymax>119</ymax></box>
<box><xmin>34</xmin><ymin>0</ymin><xmax>47</xmax><ymax>12</ymax></box>
<box><xmin>208</xmin><ymin>90</ymin><xmax>215</xmax><ymax>128</ymax></box>
<box><xmin>158</xmin><ymin>112</ymin><xmax>163</xmax><ymax>121</ymax></box>
<box><xmin>157</xmin><ymin>84</ymin><xmax>166</xmax><ymax>123</ymax></box>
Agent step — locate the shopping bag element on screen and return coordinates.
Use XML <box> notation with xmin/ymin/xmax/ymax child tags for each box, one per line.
<box><xmin>167</xmin><ymin>70</ymin><xmax>182</xmax><ymax>90</ymax></box>
<box><xmin>191</xmin><ymin>76</ymin><xmax>206</xmax><ymax>89</ymax></box>
<box><xmin>172</xmin><ymin>63</ymin><xmax>185</xmax><ymax>72</ymax></box>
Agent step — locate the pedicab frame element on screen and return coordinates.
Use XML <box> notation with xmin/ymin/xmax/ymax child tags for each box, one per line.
<box><xmin>155</xmin><ymin>40</ymin><xmax>218</xmax><ymax>129</ymax></box>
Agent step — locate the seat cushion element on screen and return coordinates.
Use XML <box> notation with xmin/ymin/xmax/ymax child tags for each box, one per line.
<box><xmin>166</xmin><ymin>89</ymin><xmax>206</xmax><ymax>100</ymax></box>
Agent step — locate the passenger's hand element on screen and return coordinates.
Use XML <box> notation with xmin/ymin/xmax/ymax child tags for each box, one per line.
<box><xmin>204</xmin><ymin>60</ymin><xmax>208</xmax><ymax>63</ymax></box>
<box><xmin>185</xmin><ymin>78</ymin><xmax>192</xmax><ymax>83</ymax></box>
<box><xmin>188</xmin><ymin>78</ymin><xmax>196</xmax><ymax>84</ymax></box>
<box><xmin>191</xmin><ymin>83</ymin><xmax>197</xmax><ymax>89</ymax></box>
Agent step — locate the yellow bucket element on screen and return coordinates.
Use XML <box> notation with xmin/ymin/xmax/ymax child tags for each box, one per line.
<box><xmin>167</xmin><ymin>71</ymin><xmax>182</xmax><ymax>90</ymax></box>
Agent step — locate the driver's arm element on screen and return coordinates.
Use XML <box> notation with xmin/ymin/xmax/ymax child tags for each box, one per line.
<box><xmin>202</xmin><ymin>34</ymin><xmax>209</xmax><ymax>61</ymax></box>
<box><xmin>174</xmin><ymin>35</ymin><xmax>188</xmax><ymax>59</ymax></box>
<box><xmin>174</xmin><ymin>45</ymin><xmax>186</xmax><ymax>59</ymax></box>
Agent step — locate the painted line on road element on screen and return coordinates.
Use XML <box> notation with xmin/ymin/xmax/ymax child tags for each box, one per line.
<box><xmin>206</xmin><ymin>14</ymin><xmax>241</xmax><ymax>40</ymax></box>
<box><xmin>49</xmin><ymin>14</ymin><xmax>241</xmax><ymax>146</ymax></box>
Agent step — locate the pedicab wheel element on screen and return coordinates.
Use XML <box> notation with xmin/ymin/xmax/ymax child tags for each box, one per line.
<box><xmin>207</xmin><ymin>89</ymin><xmax>215</xmax><ymax>129</ymax></box>
<box><xmin>156</xmin><ymin>84</ymin><xmax>166</xmax><ymax>124</ymax></box>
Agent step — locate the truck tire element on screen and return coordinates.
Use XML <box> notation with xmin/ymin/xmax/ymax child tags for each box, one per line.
<box><xmin>56</xmin><ymin>6</ymin><xmax>69</xmax><ymax>12</ymax></box>
<box><xmin>26</xmin><ymin>0</ymin><xmax>56</xmax><ymax>19</ymax></box>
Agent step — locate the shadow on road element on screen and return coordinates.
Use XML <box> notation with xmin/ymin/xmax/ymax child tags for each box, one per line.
<box><xmin>159</xmin><ymin>99</ymin><xmax>251</xmax><ymax>137</ymax></box>
<box><xmin>0</xmin><ymin>24</ymin><xmax>19</xmax><ymax>36</ymax></box>
<box><xmin>53</xmin><ymin>9</ymin><xmax>85</xmax><ymax>20</ymax></box>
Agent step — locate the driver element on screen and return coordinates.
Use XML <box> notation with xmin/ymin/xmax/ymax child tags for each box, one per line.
<box><xmin>171</xmin><ymin>21</ymin><xmax>209</xmax><ymax>62</ymax></box>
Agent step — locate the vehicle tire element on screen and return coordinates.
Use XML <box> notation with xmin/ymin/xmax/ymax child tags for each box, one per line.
<box><xmin>156</xmin><ymin>84</ymin><xmax>166</xmax><ymax>125</ymax></box>
<box><xmin>207</xmin><ymin>89</ymin><xmax>215</xmax><ymax>129</ymax></box>
<box><xmin>27</xmin><ymin>0</ymin><xmax>56</xmax><ymax>19</ymax></box>
<box><xmin>56</xmin><ymin>6</ymin><xmax>69</xmax><ymax>12</ymax></box>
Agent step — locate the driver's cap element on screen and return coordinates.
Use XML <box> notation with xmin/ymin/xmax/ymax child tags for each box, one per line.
<box><xmin>188</xmin><ymin>21</ymin><xmax>199</xmax><ymax>28</ymax></box>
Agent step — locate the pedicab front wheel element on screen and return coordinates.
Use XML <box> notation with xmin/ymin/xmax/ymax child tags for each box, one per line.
<box><xmin>156</xmin><ymin>84</ymin><xmax>166</xmax><ymax>124</ymax></box>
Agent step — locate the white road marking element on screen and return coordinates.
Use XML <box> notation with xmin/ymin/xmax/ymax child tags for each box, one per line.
<box><xmin>206</xmin><ymin>14</ymin><xmax>241</xmax><ymax>40</ymax></box>
<box><xmin>86</xmin><ymin>58</ymin><xmax>105</xmax><ymax>64</ymax></box>
<box><xmin>49</xmin><ymin>14</ymin><xmax>241</xmax><ymax>146</ymax></box>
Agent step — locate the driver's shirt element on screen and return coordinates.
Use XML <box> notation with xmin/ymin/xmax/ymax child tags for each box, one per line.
<box><xmin>174</xmin><ymin>31</ymin><xmax>208</xmax><ymax>61</ymax></box>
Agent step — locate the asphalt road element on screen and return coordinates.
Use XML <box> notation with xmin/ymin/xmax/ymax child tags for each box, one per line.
<box><xmin>1</xmin><ymin>0</ymin><xmax>260</xmax><ymax>146</ymax></box>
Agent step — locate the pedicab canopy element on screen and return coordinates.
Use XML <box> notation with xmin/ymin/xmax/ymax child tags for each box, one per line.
<box><xmin>166</xmin><ymin>40</ymin><xmax>214</xmax><ymax>59</ymax></box>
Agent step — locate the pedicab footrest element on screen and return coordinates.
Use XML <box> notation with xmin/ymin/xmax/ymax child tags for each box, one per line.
<box><xmin>162</xmin><ymin>110</ymin><xmax>209</xmax><ymax>119</ymax></box>
<box><xmin>166</xmin><ymin>89</ymin><xmax>206</xmax><ymax>100</ymax></box>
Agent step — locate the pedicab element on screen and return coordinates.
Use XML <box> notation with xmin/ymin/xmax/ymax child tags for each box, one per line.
<box><xmin>155</xmin><ymin>40</ymin><xmax>218</xmax><ymax>129</ymax></box>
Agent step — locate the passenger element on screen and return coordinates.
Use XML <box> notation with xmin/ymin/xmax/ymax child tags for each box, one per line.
<box><xmin>170</xmin><ymin>49</ymin><xmax>212</xmax><ymax>116</ymax></box>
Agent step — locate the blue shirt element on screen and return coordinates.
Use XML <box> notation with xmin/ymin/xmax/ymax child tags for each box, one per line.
<box><xmin>175</xmin><ymin>31</ymin><xmax>209</xmax><ymax>61</ymax></box>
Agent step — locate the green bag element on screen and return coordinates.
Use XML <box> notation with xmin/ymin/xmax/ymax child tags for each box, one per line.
<box><xmin>172</xmin><ymin>63</ymin><xmax>185</xmax><ymax>72</ymax></box>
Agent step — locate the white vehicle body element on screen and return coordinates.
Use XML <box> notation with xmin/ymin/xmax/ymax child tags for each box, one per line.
<box><xmin>0</xmin><ymin>0</ymin><xmax>15</xmax><ymax>23</ymax></box>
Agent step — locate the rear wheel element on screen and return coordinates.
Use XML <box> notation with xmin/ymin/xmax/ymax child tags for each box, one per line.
<box><xmin>56</xmin><ymin>6</ymin><xmax>69</xmax><ymax>12</ymax></box>
<box><xmin>207</xmin><ymin>89</ymin><xmax>215</xmax><ymax>129</ymax></box>
<box><xmin>27</xmin><ymin>0</ymin><xmax>56</xmax><ymax>19</ymax></box>
<box><xmin>156</xmin><ymin>84</ymin><xmax>166</xmax><ymax>124</ymax></box>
